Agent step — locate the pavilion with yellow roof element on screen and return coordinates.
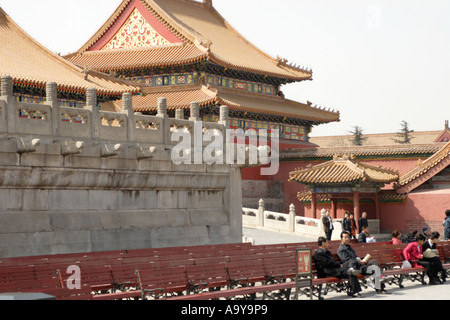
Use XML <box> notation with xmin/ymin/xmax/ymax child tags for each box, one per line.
<box><xmin>289</xmin><ymin>154</ymin><xmax>399</xmax><ymax>222</ymax></box>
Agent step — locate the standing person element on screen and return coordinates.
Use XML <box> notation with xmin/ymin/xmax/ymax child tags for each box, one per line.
<box><xmin>313</xmin><ymin>236</ymin><xmax>362</xmax><ymax>297</ymax></box>
<box><xmin>348</xmin><ymin>213</ymin><xmax>357</xmax><ymax>240</ymax></box>
<box><xmin>343</xmin><ymin>212</ymin><xmax>350</xmax><ymax>234</ymax></box>
<box><xmin>443</xmin><ymin>210</ymin><xmax>450</xmax><ymax>241</ymax></box>
<box><xmin>358</xmin><ymin>212</ymin><xmax>369</xmax><ymax>235</ymax></box>
<box><xmin>322</xmin><ymin>210</ymin><xmax>334</xmax><ymax>241</ymax></box>
<box><xmin>422</xmin><ymin>231</ymin><xmax>447</xmax><ymax>284</ymax></box>
<box><xmin>337</xmin><ymin>232</ymin><xmax>388</xmax><ymax>294</ymax></box>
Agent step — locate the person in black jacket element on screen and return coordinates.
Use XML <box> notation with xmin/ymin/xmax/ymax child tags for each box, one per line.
<box><xmin>358</xmin><ymin>212</ymin><xmax>369</xmax><ymax>234</ymax></box>
<box><xmin>337</xmin><ymin>232</ymin><xmax>389</xmax><ymax>294</ymax></box>
<box><xmin>313</xmin><ymin>236</ymin><xmax>362</xmax><ymax>297</ymax></box>
<box><xmin>422</xmin><ymin>231</ymin><xmax>446</xmax><ymax>284</ymax></box>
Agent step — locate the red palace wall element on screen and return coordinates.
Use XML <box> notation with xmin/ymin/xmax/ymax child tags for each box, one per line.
<box><xmin>241</xmin><ymin>145</ymin><xmax>449</xmax><ymax>234</ymax></box>
<box><xmin>380</xmin><ymin>190</ymin><xmax>450</xmax><ymax>235</ymax></box>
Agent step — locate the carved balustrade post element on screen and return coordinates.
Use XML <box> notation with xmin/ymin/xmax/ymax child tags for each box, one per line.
<box><xmin>46</xmin><ymin>82</ymin><xmax>60</xmax><ymax>136</ymax></box>
<box><xmin>288</xmin><ymin>203</ymin><xmax>296</xmax><ymax>232</ymax></box>
<box><xmin>156</xmin><ymin>97</ymin><xmax>169</xmax><ymax>145</ymax></box>
<box><xmin>121</xmin><ymin>92</ymin><xmax>135</xmax><ymax>142</ymax></box>
<box><xmin>85</xmin><ymin>88</ymin><xmax>99</xmax><ymax>140</ymax></box>
<box><xmin>257</xmin><ymin>198</ymin><xmax>265</xmax><ymax>227</ymax></box>
<box><xmin>1</xmin><ymin>75</ymin><xmax>16</xmax><ymax>134</ymax></box>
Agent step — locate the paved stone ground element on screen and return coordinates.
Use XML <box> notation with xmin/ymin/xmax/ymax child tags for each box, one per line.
<box><xmin>243</xmin><ymin>227</ymin><xmax>450</xmax><ymax>300</ymax></box>
<box><xmin>243</xmin><ymin>227</ymin><xmax>316</xmax><ymax>245</ymax></box>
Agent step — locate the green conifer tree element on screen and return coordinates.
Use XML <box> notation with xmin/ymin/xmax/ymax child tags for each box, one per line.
<box><xmin>393</xmin><ymin>120</ymin><xmax>414</xmax><ymax>144</ymax></box>
<box><xmin>349</xmin><ymin>125</ymin><xmax>367</xmax><ymax>146</ymax></box>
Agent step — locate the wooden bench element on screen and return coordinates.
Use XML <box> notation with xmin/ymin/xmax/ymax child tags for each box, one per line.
<box><xmin>439</xmin><ymin>242</ymin><xmax>450</xmax><ymax>263</ymax></box>
<box><xmin>185</xmin><ymin>261</ymin><xmax>230</xmax><ymax>295</ymax></box>
<box><xmin>34</xmin><ymin>286</ymin><xmax>94</xmax><ymax>300</ymax></box>
<box><xmin>166</xmin><ymin>281</ymin><xmax>299</xmax><ymax>300</ymax></box>
<box><xmin>3</xmin><ymin>240</ymin><xmax>447</xmax><ymax>301</ymax></box>
<box><xmin>134</xmin><ymin>265</ymin><xmax>189</xmax><ymax>300</ymax></box>
<box><xmin>365</xmin><ymin>243</ymin><xmax>450</xmax><ymax>288</ymax></box>
<box><xmin>172</xmin><ymin>241</ymin><xmax>450</xmax><ymax>301</ymax></box>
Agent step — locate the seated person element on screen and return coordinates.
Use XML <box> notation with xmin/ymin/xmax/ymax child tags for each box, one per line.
<box><xmin>391</xmin><ymin>230</ymin><xmax>403</xmax><ymax>245</ymax></box>
<box><xmin>422</xmin><ymin>231</ymin><xmax>447</xmax><ymax>284</ymax></box>
<box><xmin>358</xmin><ymin>226</ymin><xmax>373</xmax><ymax>243</ymax></box>
<box><xmin>337</xmin><ymin>231</ymin><xmax>389</xmax><ymax>294</ymax></box>
<box><xmin>403</xmin><ymin>233</ymin><xmax>430</xmax><ymax>285</ymax></box>
<box><xmin>403</xmin><ymin>233</ymin><xmax>426</xmax><ymax>268</ymax></box>
<box><xmin>313</xmin><ymin>236</ymin><xmax>362</xmax><ymax>297</ymax></box>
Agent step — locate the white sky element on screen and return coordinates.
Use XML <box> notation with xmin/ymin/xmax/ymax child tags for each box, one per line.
<box><xmin>0</xmin><ymin>0</ymin><xmax>449</xmax><ymax>137</ymax></box>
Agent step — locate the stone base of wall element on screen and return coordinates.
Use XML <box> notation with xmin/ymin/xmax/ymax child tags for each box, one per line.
<box><xmin>0</xmin><ymin>206</ymin><xmax>232</xmax><ymax>257</ymax></box>
<box><xmin>0</xmin><ymin>140</ymin><xmax>241</xmax><ymax>258</ymax></box>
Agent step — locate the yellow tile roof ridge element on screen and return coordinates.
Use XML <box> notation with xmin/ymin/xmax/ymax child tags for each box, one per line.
<box><xmin>67</xmin><ymin>43</ymin><xmax>208</xmax><ymax>72</ymax></box>
<box><xmin>74</xmin><ymin>42</ymin><xmax>188</xmax><ymax>55</ymax></box>
<box><xmin>0</xmin><ymin>6</ymin><xmax>140</xmax><ymax>96</ymax></box>
<box><xmin>281</xmin><ymin>143</ymin><xmax>446</xmax><ymax>159</ymax></box>
<box><xmin>289</xmin><ymin>155</ymin><xmax>399</xmax><ymax>185</ymax></box>
<box><xmin>0</xmin><ymin>7</ymin><xmax>80</xmax><ymax>76</ymax></box>
<box><xmin>214</xmin><ymin>87</ymin><xmax>339</xmax><ymax>119</ymax></box>
<box><xmin>74</xmin><ymin>0</ymin><xmax>312</xmax><ymax>80</ymax></box>
<box><xmin>397</xmin><ymin>141</ymin><xmax>450</xmax><ymax>187</ymax></box>
<box><xmin>297</xmin><ymin>190</ymin><xmax>406</xmax><ymax>202</ymax></box>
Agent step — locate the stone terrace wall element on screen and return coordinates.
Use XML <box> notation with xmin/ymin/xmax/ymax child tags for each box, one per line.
<box><xmin>0</xmin><ymin>76</ymin><xmax>243</xmax><ymax>258</ymax></box>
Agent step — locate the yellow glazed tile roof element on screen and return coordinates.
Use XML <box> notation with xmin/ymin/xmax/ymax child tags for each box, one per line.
<box><xmin>289</xmin><ymin>154</ymin><xmax>399</xmax><ymax>185</ymax></box>
<box><xmin>71</xmin><ymin>0</ymin><xmax>312</xmax><ymax>81</ymax></box>
<box><xmin>397</xmin><ymin>141</ymin><xmax>450</xmax><ymax>188</ymax></box>
<box><xmin>281</xmin><ymin>143</ymin><xmax>445</xmax><ymax>160</ymax></box>
<box><xmin>67</xmin><ymin>43</ymin><xmax>208</xmax><ymax>72</ymax></box>
<box><xmin>0</xmin><ymin>7</ymin><xmax>139</xmax><ymax>97</ymax></box>
<box><xmin>297</xmin><ymin>190</ymin><xmax>406</xmax><ymax>202</ymax></box>
<box><xmin>111</xmin><ymin>84</ymin><xmax>339</xmax><ymax>123</ymax></box>
<box><xmin>119</xmin><ymin>85</ymin><xmax>217</xmax><ymax>112</ymax></box>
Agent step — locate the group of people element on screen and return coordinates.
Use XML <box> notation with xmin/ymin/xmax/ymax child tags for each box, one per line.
<box><xmin>391</xmin><ymin>210</ymin><xmax>450</xmax><ymax>285</ymax></box>
<box><xmin>314</xmin><ymin>209</ymin><xmax>450</xmax><ymax>298</ymax></box>
<box><xmin>313</xmin><ymin>231</ymin><xmax>387</xmax><ymax>298</ymax></box>
<box><xmin>402</xmin><ymin>230</ymin><xmax>447</xmax><ymax>285</ymax></box>
<box><xmin>322</xmin><ymin>210</ymin><xmax>373</xmax><ymax>244</ymax></box>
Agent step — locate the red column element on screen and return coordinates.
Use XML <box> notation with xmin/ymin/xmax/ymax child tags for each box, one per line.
<box><xmin>331</xmin><ymin>198</ymin><xmax>337</xmax><ymax>219</ymax></box>
<box><xmin>353</xmin><ymin>191</ymin><xmax>360</xmax><ymax>223</ymax></box>
<box><xmin>311</xmin><ymin>193</ymin><xmax>317</xmax><ymax>219</ymax></box>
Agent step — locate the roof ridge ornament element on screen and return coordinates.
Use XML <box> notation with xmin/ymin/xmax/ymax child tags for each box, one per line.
<box><xmin>203</xmin><ymin>0</ymin><xmax>213</xmax><ymax>8</ymax></box>
<box><xmin>82</xmin><ymin>66</ymin><xmax>91</xmax><ymax>80</ymax></box>
<box><xmin>194</xmin><ymin>38</ymin><xmax>211</xmax><ymax>53</ymax></box>
<box><xmin>333</xmin><ymin>153</ymin><xmax>355</xmax><ymax>161</ymax></box>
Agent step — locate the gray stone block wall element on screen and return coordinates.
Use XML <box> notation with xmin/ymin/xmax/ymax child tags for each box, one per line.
<box><xmin>0</xmin><ymin>151</ymin><xmax>238</xmax><ymax>257</ymax></box>
<box><xmin>0</xmin><ymin>78</ymin><xmax>244</xmax><ymax>258</ymax></box>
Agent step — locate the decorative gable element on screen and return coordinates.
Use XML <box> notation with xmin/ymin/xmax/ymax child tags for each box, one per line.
<box><xmin>435</xmin><ymin>120</ymin><xmax>450</xmax><ymax>143</ymax></box>
<box><xmin>102</xmin><ymin>8</ymin><xmax>171</xmax><ymax>50</ymax></box>
<box><xmin>86</xmin><ymin>0</ymin><xmax>183</xmax><ymax>52</ymax></box>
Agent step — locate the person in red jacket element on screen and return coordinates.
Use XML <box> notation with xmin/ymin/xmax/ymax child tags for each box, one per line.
<box><xmin>402</xmin><ymin>234</ymin><xmax>426</xmax><ymax>268</ymax></box>
<box><xmin>403</xmin><ymin>234</ymin><xmax>434</xmax><ymax>285</ymax></box>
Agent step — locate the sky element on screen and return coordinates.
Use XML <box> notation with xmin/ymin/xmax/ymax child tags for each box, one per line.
<box><xmin>0</xmin><ymin>0</ymin><xmax>449</xmax><ymax>137</ymax></box>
